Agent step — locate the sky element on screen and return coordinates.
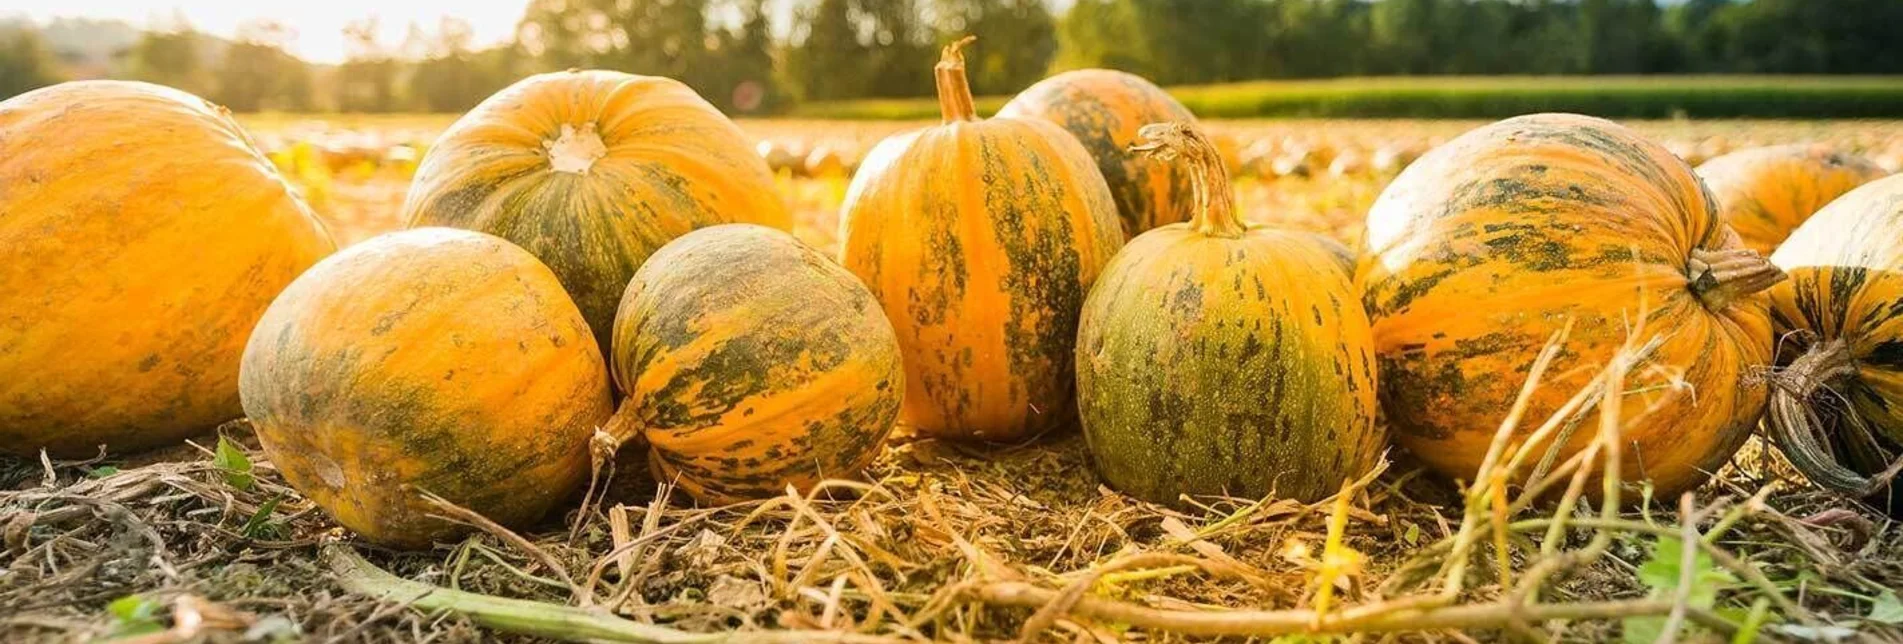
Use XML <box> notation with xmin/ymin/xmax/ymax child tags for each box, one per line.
<box><xmin>6</xmin><ymin>1</ymin><xmax>531</xmax><ymax>64</ymax></box>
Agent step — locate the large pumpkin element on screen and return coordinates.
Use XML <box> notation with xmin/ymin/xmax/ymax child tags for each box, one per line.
<box><xmin>838</xmin><ymin>38</ymin><xmax>1124</xmax><ymax>441</ymax></box>
<box><xmin>999</xmin><ymin>69</ymin><xmax>1196</xmax><ymax>237</ymax></box>
<box><xmin>609</xmin><ymin>224</ymin><xmax>903</xmax><ymax>503</ymax></box>
<box><xmin>0</xmin><ymin>81</ymin><xmax>335</xmax><ymax>457</ymax></box>
<box><xmin>1077</xmin><ymin>123</ymin><xmax>1382</xmax><ymax>505</ymax></box>
<box><xmin>240</xmin><ymin>228</ymin><xmax>612</xmax><ymax>549</ymax></box>
<box><xmin>1361</xmin><ymin>114</ymin><xmax>1780</xmax><ymax>496</ymax></box>
<box><xmin>402</xmin><ymin>69</ymin><xmax>789</xmax><ymax>352</ymax></box>
<box><xmin>1764</xmin><ymin>174</ymin><xmax>1903</xmax><ymax>510</ymax></box>
<box><xmin>1696</xmin><ymin>144</ymin><xmax>1886</xmax><ymax>255</ymax></box>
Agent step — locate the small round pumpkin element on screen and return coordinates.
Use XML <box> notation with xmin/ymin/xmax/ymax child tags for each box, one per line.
<box><xmin>1362</xmin><ymin>114</ymin><xmax>1781</xmax><ymax>496</ymax></box>
<box><xmin>1078</xmin><ymin>123</ymin><xmax>1382</xmax><ymax>505</ymax></box>
<box><xmin>839</xmin><ymin>38</ymin><xmax>1124</xmax><ymax>441</ymax></box>
<box><xmin>402</xmin><ymin>69</ymin><xmax>789</xmax><ymax>352</ymax></box>
<box><xmin>1764</xmin><ymin>174</ymin><xmax>1903</xmax><ymax>510</ymax></box>
<box><xmin>1697</xmin><ymin>144</ymin><xmax>1887</xmax><ymax>255</ymax></box>
<box><xmin>240</xmin><ymin>228</ymin><xmax>612</xmax><ymax>549</ymax></box>
<box><xmin>609</xmin><ymin>224</ymin><xmax>903</xmax><ymax>503</ymax></box>
<box><xmin>999</xmin><ymin>69</ymin><xmax>1197</xmax><ymax>237</ymax></box>
<box><xmin>0</xmin><ymin>81</ymin><xmax>335</xmax><ymax>457</ymax></box>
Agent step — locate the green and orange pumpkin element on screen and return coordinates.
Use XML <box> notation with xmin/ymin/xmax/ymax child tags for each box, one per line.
<box><xmin>608</xmin><ymin>224</ymin><xmax>903</xmax><ymax>503</ymax></box>
<box><xmin>402</xmin><ymin>69</ymin><xmax>789</xmax><ymax>352</ymax></box>
<box><xmin>839</xmin><ymin>38</ymin><xmax>1125</xmax><ymax>442</ymax></box>
<box><xmin>1361</xmin><ymin>113</ymin><xmax>1781</xmax><ymax>496</ymax></box>
<box><xmin>999</xmin><ymin>69</ymin><xmax>1197</xmax><ymax>237</ymax></box>
<box><xmin>0</xmin><ymin>81</ymin><xmax>335</xmax><ymax>457</ymax></box>
<box><xmin>1696</xmin><ymin>144</ymin><xmax>1887</xmax><ymax>255</ymax></box>
<box><xmin>1764</xmin><ymin>174</ymin><xmax>1903</xmax><ymax>511</ymax></box>
<box><xmin>240</xmin><ymin>228</ymin><xmax>612</xmax><ymax>548</ymax></box>
<box><xmin>1077</xmin><ymin>123</ymin><xmax>1382</xmax><ymax>505</ymax></box>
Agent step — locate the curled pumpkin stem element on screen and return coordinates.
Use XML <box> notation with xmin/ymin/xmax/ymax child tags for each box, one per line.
<box><xmin>1131</xmin><ymin>122</ymin><xmax>1244</xmax><ymax>239</ymax></box>
<box><xmin>934</xmin><ymin>36</ymin><xmax>978</xmax><ymax>123</ymax></box>
<box><xmin>1685</xmin><ymin>247</ymin><xmax>1786</xmax><ymax>311</ymax></box>
<box><xmin>1767</xmin><ymin>339</ymin><xmax>1902</xmax><ymax>497</ymax></box>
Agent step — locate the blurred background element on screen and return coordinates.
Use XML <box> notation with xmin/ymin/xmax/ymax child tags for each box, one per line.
<box><xmin>4</xmin><ymin>0</ymin><xmax>1901</xmax><ymax>117</ymax></box>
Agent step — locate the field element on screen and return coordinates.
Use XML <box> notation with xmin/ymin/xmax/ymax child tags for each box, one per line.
<box><xmin>6</xmin><ymin>115</ymin><xmax>1903</xmax><ymax>642</ymax></box>
<box><xmin>794</xmin><ymin>76</ymin><xmax>1903</xmax><ymax>120</ymax></box>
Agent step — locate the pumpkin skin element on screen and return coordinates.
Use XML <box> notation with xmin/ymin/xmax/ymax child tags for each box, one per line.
<box><xmin>0</xmin><ymin>81</ymin><xmax>335</xmax><ymax>457</ymax></box>
<box><xmin>403</xmin><ymin>69</ymin><xmax>789</xmax><ymax>352</ymax></box>
<box><xmin>839</xmin><ymin>39</ymin><xmax>1125</xmax><ymax>441</ymax></box>
<box><xmin>240</xmin><ymin>228</ymin><xmax>612</xmax><ymax>549</ymax></box>
<box><xmin>1697</xmin><ymin>144</ymin><xmax>1887</xmax><ymax>255</ymax></box>
<box><xmin>610</xmin><ymin>224</ymin><xmax>903</xmax><ymax>503</ymax></box>
<box><xmin>1361</xmin><ymin>114</ymin><xmax>1781</xmax><ymax>496</ymax></box>
<box><xmin>1077</xmin><ymin>123</ymin><xmax>1382</xmax><ymax>505</ymax></box>
<box><xmin>1764</xmin><ymin>174</ymin><xmax>1903</xmax><ymax>508</ymax></box>
<box><xmin>999</xmin><ymin>69</ymin><xmax>1197</xmax><ymax>237</ymax></box>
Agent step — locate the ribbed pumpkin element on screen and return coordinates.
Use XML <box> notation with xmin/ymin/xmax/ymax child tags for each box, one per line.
<box><xmin>1361</xmin><ymin>114</ymin><xmax>1781</xmax><ymax>496</ymax></box>
<box><xmin>838</xmin><ymin>38</ymin><xmax>1124</xmax><ymax>441</ymax></box>
<box><xmin>999</xmin><ymin>69</ymin><xmax>1197</xmax><ymax>237</ymax></box>
<box><xmin>1764</xmin><ymin>174</ymin><xmax>1903</xmax><ymax>510</ymax></box>
<box><xmin>402</xmin><ymin>69</ymin><xmax>789</xmax><ymax>352</ymax></box>
<box><xmin>1697</xmin><ymin>144</ymin><xmax>1887</xmax><ymax>255</ymax></box>
<box><xmin>1077</xmin><ymin>123</ymin><xmax>1382</xmax><ymax>505</ymax></box>
<box><xmin>240</xmin><ymin>228</ymin><xmax>612</xmax><ymax>549</ymax></box>
<box><xmin>0</xmin><ymin>81</ymin><xmax>335</xmax><ymax>457</ymax></box>
<box><xmin>1302</xmin><ymin>232</ymin><xmax>1357</xmax><ymax>277</ymax></box>
<box><xmin>608</xmin><ymin>224</ymin><xmax>903</xmax><ymax>503</ymax></box>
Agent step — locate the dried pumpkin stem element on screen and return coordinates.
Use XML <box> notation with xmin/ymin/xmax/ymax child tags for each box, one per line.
<box><xmin>1130</xmin><ymin>122</ymin><xmax>1244</xmax><ymax>239</ymax></box>
<box><xmin>1767</xmin><ymin>339</ymin><xmax>1901</xmax><ymax>496</ymax></box>
<box><xmin>1685</xmin><ymin>247</ymin><xmax>1786</xmax><ymax>312</ymax></box>
<box><xmin>935</xmin><ymin>36</ymin><xmax>979</xmax><ymax>123</ymax></box>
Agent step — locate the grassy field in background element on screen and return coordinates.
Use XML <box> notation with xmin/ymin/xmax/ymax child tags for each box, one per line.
<box><xmin>793</xmin><ymin>75</ymin><xmax>1903</xmax><ymax>120</ymax></box>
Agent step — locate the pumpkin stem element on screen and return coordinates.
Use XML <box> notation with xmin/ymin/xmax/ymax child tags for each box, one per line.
<box><xmin>1766</xmin><ymin>339</ymin><xmax>1902</xmax><ymax>498</ymax></box>
<box><xmin>935</xmin><ymin>36</ymin><xmax>979</xmax><ymax>123</ymax></box>
<box><xmin>603</xmin><ymin>403</ymin><xmax>644</xmax><ymax>445</ymax></box>
<box><xmin>1685</xmin><ymin>247</ymin><xmax>1786</xmax><ymax>312</ymax></box>
<box><xmin>1131</xmin><ymin>122</ymin><xmax>1244</xmax><ymax>239</ymax></box>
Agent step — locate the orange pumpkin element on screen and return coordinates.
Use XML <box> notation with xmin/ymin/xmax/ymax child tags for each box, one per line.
<box><xmin>609</xmin><ymin>224</ymin><xmax>903</xmax><ymax>503</ymax></box>
<box><xmin>1361</xmin><ymin>114</ymin><xmax>1780</xmax><ymax>496</ymax></box>
<box><xmin>0</xmin><ymin>81</ymin><xmax>335</xmax><ymax>457</ymax></box>
<box><xmin>1077</xmin><ymin>123</ymin><xmax>1382</xmax><ymax>505</ymax></box>
<box><xmin>1696</xmin><ymin>144</ymin><xmax>1887</xmax><ymax>255</ymax></box>
<box><xmin>1764</xmin><ymin>174</ymin><xmax>1903</xmax><ymax>509</ymax></box>
<box><xmin>999</xmin><ymin>69</ymin><xmax>1197</xmax><ymax>237</ymax></box>
<box><xmin>241</xmin><ymin>228</ymin><xmax>612</xmax><ymax>549</ymax></box>
<box><xmin>839</xmin><ymin>38</ymin><xmax>1124</xmax><ymax>441</ymax></box>
<box><xmin>403</xmin><ymin>70</ymin><xmax>789</xmax><ymax>352</ymax></box>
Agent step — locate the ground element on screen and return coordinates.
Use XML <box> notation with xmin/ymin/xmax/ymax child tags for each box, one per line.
<box><xmin>3</xmin><ymin>117</ymin><xmax>1902</xmax><ymax>643</ymax></box>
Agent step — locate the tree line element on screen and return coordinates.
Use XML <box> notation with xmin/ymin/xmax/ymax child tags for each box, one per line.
<box><xmin>2</xmin><ymin>0</ymin><xmax>1899</xmax><ymax>114</ymax></box>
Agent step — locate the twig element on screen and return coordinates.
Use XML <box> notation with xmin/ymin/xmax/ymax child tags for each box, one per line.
<box><xmin>415</xmin><ymin>488</ymin><xmax>578</xmax><ymax>600</ymax></box>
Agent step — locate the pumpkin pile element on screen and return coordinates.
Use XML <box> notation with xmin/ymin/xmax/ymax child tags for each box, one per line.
<box><xmin>9</xmin><ymin>38</ymin><xmax>1902</xmax><ymax>553</ymax></box>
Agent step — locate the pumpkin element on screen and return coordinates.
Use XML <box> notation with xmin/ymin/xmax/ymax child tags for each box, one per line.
<box><xmin>1697</xmin><ymin>144</ymin><xmax>1887</xmax><ymax>255</ymax></box>
<box><xmin>1302</xmin><ymin>232</ymin><xmax>1357</xmax><ymax>276</ymax></box>
<box><xmin>1077</xmin><ymin>123</ymin><xmax>1382</xmax><ymax>505</ymax></box>
<box><xmin>240</xmin><ymin>228</ymin><xmax>611</xmax><ymax>549</ymax></box>
<box><xmin>0</xmin><ymin>81</ymin><xmax>335</xmax><ymax>457</ymax></box>
<box><xmin>999</xmin><ymin>68</ymin><xmax>1197</xmax><ymax>237</ymax></box>
<box><xmin>608</xmin><ymin>224</ymin><xmax>902</xmax><ymax>503</ymax></box>
<box><xmin>1361</xmin><ymin>113</ymin><xmax>1781</xmax><ymax>496</ymax></box>
<box><xmin>838</xmin><ymin>38</ymin><xmax>1124</xmax><ymax>441</ymax></box>
<box><xmin>1764</xmin><ymin>174</ymin><xmax>1903</xmax><ymax>509</ymax></box>
<box><xmin>402</xmin><ymin>69</ymin><xmax>789</xmax><ymax>352</ymax></box>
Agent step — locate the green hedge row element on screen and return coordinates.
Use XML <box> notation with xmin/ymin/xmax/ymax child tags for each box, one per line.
<box><xmin>790</xmin><ymin>76</ymin><xmax>1903</xmax><ymax>120</ymax></box>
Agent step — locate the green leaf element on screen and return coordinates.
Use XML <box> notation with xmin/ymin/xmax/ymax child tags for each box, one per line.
<box><xmin>213</xmin><ymin>436</ymin><xmax>254</xmax><ymax>491</ymax></box>
<box><xmin>1869</xmin><ymin>589</ymin><xmax>1903</xmax><ymax>624</ymax></box>
<box><xmin>105</xmin><ymin>595</ymin><xmax>164</xmax><ymax>637</ymax></box>
<box><xmin>87</xmin><ymin>465</ymin><xmax>119</xmax><ymax>479</ymax></box>
<box><xmin>1403</xmin><ymin>523</ymin><xmax>1420</xmax><ymax>546</ymax></box>
<box><xmin>240</xmin><ymin>494</ymin><xmax>285</xmax><ymax>540</ymax></box>
<box><xmin>1624</xmin><ymin>536</ymin><xmax>1738</xmax><ymax>643</ymax></box>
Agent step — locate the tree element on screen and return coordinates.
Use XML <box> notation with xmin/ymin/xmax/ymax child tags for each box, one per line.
<box><xmin>0</xmin><ymin>26</ymin><xmax>62</xmax><ymax>100</ymax></box>
<box><xmin>126</xmin><ymin>13</ymin><xmax>209</xmax><ymax>95</ymax></box>
<box><xmin>335</xmin><ymin>18</ymin><xmax>402</xmax><ymax>112</ymax></box>
<box><xmin>784</xmin><ymin>0</ymin><xmax>873</xmax><ymax>100</ymax></box>
<box><xmin>413</xmin><ymin>18</ymin><xmax>490</xmax><ymax>112</ymax></box>
<box><xmin>936</xmin><ymin>0</ymin><xmax>1057</xmax><ymax>95</ymax></box>
<box><xmin>214</xmin><ymin>21</ymin><xmax>313</xmax><ymax>112</ymax></box>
